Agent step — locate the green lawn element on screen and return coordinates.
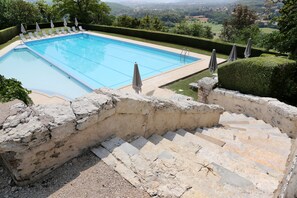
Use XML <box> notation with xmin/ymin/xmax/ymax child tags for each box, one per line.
<box><xmin>260</xmin><ymin>28</ymin><xmax>279</xmax><ymax>34</ymax></box>
<box><xmin>0</xmin><ymin>36</ymin><xmax>19</xmax><ymax>50</ymax></box>
<box><xmin>165</xmin><ymin>69</ymin><xmax>213</xmax><ymax>100</ymax></box>
<box><xmin>203</xmin><ymin>22</ymin><xmax>223</xmax><ymax>36</ymax></box>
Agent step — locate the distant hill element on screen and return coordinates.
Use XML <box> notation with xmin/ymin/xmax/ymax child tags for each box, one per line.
<box><xmin>106</xmin><ymin>2</ymin><xmax>133</xmax><ymax>16</ymax></box>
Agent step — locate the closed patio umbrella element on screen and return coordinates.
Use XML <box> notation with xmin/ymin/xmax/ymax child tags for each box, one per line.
<box><xmin>21</xmin><ymin>23</ymin><xmax>26</xmax><ymax>33</ymax></box>
<box><xmin>132</xmin><ymin>62</ymin><xmax>142</xmax><ymax>94</ymax></box>
<box><xmin>36</xmin><ymin>22</ymin><xmax>41</xmax><ymax>32</ymax></box>
<box><xmin>75</xmin><ymin>17</ymin><xmax>78</xmax><ymax>27</ymax></box>
<box><xmin>63</xmin><ymin>18</ymin><xmax>67</xmax><ymax>27</ymax></box>
<box><xmin>244</xmin><ymin>38</ymin><xmax>252</xmax><ymax>58</ymax></box>
<box><xmin>228</xmin><ymin>44</ymin><xmax>237</xmax><ymax>62</ymax></box>
<box><xmin>50</xmin><ymin>20</ymin><xmax>54</xmax><ymax>29</ymax></box>
<box><xmin>208</xmin><ymin>49</ymin><xmax>217</xmax><ymax>74</ymax></box>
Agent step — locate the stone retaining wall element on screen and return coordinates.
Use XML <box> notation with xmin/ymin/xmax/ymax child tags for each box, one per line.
<box><xmin>0</xmin><ymin>88</ymin><xmax>223</xmax><ymax>185</ymax></box>
<box><xmin>208</xmin><ymin>88</ymin><xmax>297</xmax><ymax>138</ymax></box>
<box><xmin>196</xmin><ymin>77</ymin><xmax>297</xmax><ymax>138</ymax></box>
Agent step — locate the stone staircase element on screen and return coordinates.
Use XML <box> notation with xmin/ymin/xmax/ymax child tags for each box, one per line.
<box><xmin>91</xmin><ymin>112</ymin><xmax>292</xmax><ymax>198</ymax></box>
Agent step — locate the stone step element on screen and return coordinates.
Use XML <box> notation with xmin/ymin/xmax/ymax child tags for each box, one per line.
<box><xmin>100</xmin><ymin>137</ymin><xmax>189</xmax><ymax>197</ymax></box>
<box><xmin>91</xmin><ymin>146</ymin><xmax>141</xmax><ymax>188</ymax></box>
<box><xmin>201</xmin><ymin>128</ymin><xmax>288</xmax><ymax>175</ymax></box>
<box><xmin>168</xmin><ymin>130</ymin><xmax>279</xmax><ymax>194</ymax></box>
<box><xmin>220</xmin><ymin>111</ymin><xmax>286</xmax><ymax>130</ymax></box>
<box><xmin>195</xmin><ymin>130</ymin><xmax>226</xmax><ymax>147</ymax></box>
<box><xmin>220</xmin><ymin>112</ymin><xmax>285</xmax><ymax>135</ymax></box>
<box><xmin>148</xmin><ymin>134</ymin><xmax>267</xmax><ymax>197</ymax></box>
<box><xmin>200</xmin><ymin>127</ymin><xmax>291</xmax><ymax>157</ymax></box>
<box><xmin>220</xmin><ymin>118</ymin><xmax>288</xmax><ymax>138</ymax></box>
<box><xmin>219</xmin><ymin>112</ymin><xmax>257</xmax><ymax>123</ymax></box>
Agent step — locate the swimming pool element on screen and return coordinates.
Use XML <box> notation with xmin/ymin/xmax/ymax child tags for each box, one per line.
<box><xmin>0</xmin><ymin>33</ymin><xmax>199</xmax><ymax>99</ymax></box>
<box><xmin>26</xmin><ymin>33</ymin><xmax>199</xmax><ymax>89</ymax></box>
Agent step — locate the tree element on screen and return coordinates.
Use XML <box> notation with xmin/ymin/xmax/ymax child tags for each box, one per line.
<box><xmin>230</xmin><ymin>4</ymin><xmax>257</xmax><ymax>30</ymax></box>
<box><xmin>220</xmin><ymin>4</ymin><xmax>259</xmax><ymax>43</ymax></box>
<box><xmin>0</xmin><ymin>0</ymin><xmax>10</xmax><ymax>29</ymax></box>
<box><xmin>53</xmin><ymin>0</ymin><xmax>111</xmax><ymax>24</ymax></box>
<box><xmin>151</xmin><ymin>17</ymin><xmax>163</xmax><ymax>31</ymax></box>
<box><xmin>171</xmin><ymin>21</ymin><xmax>214</xmax><ymax>39</ymax></box>
<box><xmin>35</xmin><ymin>0</ymin><xmax>53</xmax><ymax>23</ymax></box>
<box><xmin>139</xmin><ymin>15</ymin><xmax>152</xmax><ymax>30</ymax></box>
<box><xmin>220</xmin><ymin>20</ymin><xmax>236</xmax><ymax>41</ymax></box>
<box><xmin>262</xmin><ymin>0</ymin><xmax>297</xmax><ymax>57</ymax></box>
<box><xmin>277</xmin><ymin>0</ymin><xmax>297</xmax><ymax>56</ymax></box>
<box><xmin>113</xmin><ymin>15</ymin><xmax>135</xmax><ymax>28</ymax></box>
<box><xmin>203</xmin><ymin>26</ymin><xmax>214</xmax><ymax>39</ymax></box>
<box><xmin>0</xmin><ymin>0</ymin><xmax>41</xmax><ymax>29</ymax></box>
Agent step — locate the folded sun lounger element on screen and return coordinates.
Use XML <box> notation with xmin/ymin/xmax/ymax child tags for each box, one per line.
<box><xmin>55</xmin><ymin>28</ymin><xmax>61</xmax><ymax>35</ymax></box>
<box><xmin>19</xmin><ymin>33</ymin><xmax>27</xmax><ymax>42</ymax></box>
<box><xmin>61</xmin><ymin>27</ymin><xmax>67</xmax><ymax>34</ymax></box>
<box><xmin>79</xmin><ymin>26</ymin><xmax>85</xmax><ymax>32</ymax></box>
<box><xmin>72</xmin><ymin>26</ymin><xmax>78</xmax><ymax>32</ymax></box>
<box><xmin>28</xmin><ymin>32</ymin><xmax>36</xmax><ymax>40</ymax></box>
<box><xmin>34</xmin><ymin>32</ymin><xmax>41</xmax><ymax>39</ymax></box>
<box><xmin>67</xmin><ymin>27</ymin><xmax>73</xmax><ymax>34</ymax></box>
<box><xmin>48</xmin><ymin>29</ymin><xmax>53</xmax><ymax>36</ymax></box>
<box><xmin>42</xmin><ymin>30</ymin><xmax>48</xmax><ymax>37</ymax></box>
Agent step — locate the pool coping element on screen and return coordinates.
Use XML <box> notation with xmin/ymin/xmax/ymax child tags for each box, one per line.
<box><xmin>0</xmin><ymin>32</ymin><xmax>226</xmax><ymax>102</ymax></box>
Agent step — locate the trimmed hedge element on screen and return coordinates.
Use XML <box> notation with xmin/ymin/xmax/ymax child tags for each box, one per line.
<box><xmin>0</xmin><ymin>26</ymin><xmax>19</xmax><ymax>45</ymax></box>
<box><xmin>83</xmin><ymin>24</ymin><xmax>275</xmax><ymax>57</ymax></box>
<box><xmin>218</xmin><ymin>57</ymin><xmax>297</xmax><ymax>105</ymax></box>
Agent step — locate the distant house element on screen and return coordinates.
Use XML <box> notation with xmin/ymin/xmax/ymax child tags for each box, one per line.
<box><xmin>257</xmin><ymin>20</ymin><xmax>278</xmax><ymax>28</ymax></box>
<box><xmin>187</xmin><ymin>15</ymin><xmax>209</xmax><ymax>23</ymax></box>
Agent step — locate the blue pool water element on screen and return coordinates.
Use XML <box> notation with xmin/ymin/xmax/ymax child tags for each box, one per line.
<box><xmin>0</xmin><ymin>49</ymin><xmax>90</xmax><ymax>99</ymax></box>
<box><xmin>0</xmin><ymin>33</ymin><xmax>199</xmax><ymax>99</ymax></box>
<box><xmin>26</xmin><ymin>34</ymin><xmax>199</xmax><ymax>89</ymax></box>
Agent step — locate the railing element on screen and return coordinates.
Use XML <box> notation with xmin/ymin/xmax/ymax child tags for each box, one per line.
<box><xmin>180</xmin><ymin>48</ymin><xmax>189</xmax><ymax>62</ymax></box>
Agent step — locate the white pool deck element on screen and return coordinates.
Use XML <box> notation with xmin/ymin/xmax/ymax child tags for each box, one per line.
<box><xmin>0</xmin><ymin>31</ymin><xmax>225</xmax><ymax>104</ymax></box>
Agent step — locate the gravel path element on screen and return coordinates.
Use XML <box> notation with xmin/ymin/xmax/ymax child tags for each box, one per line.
<box><xmin>0</xmin><ymin>151</ymin><xmax>150</xmax><ymax>198</ymax></box>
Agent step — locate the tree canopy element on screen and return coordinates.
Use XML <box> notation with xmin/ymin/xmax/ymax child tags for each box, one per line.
<box><xmin>220</xmin><ymin>4</ymin><xmax>258</xmax><ymax>43</ymax></box>
<box><xmin>277</xmin><ymin>0</ymin><xmax>297</xmax><ymax>55</ymax></box>
<box><xmin>0</xmin><ymin>0</ymin><xmax>41</xmax><ymax>29</ymax></box>
<box><xmin>52</xmin><ymin>0</ymin><xmax>111</xmax><ymax>24</ymax></box>
<box><xmin>261</xmin><ymin>0</ymin><xmax>297</xmax><ymax>57</ymax></box>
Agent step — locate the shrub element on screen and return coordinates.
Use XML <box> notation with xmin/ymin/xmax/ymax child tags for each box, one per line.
<box><xmin>83</xmin><ymin>24</ymin><xmax>277</xmax><ymax>57</ymax></box>
<box><xmin>0</xmin><ymin>26</ymin><xmax>19</xmax><ymax>44</ymax></box>
<box><xmin>218</xmin><ymin>57</ymin><xmax>297</xmax><ymax>105</ymax></box>
<box><xmin>0</xmin><ymin>75</ymin><xmax>33</xmax><ymax>105</ymax></box>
